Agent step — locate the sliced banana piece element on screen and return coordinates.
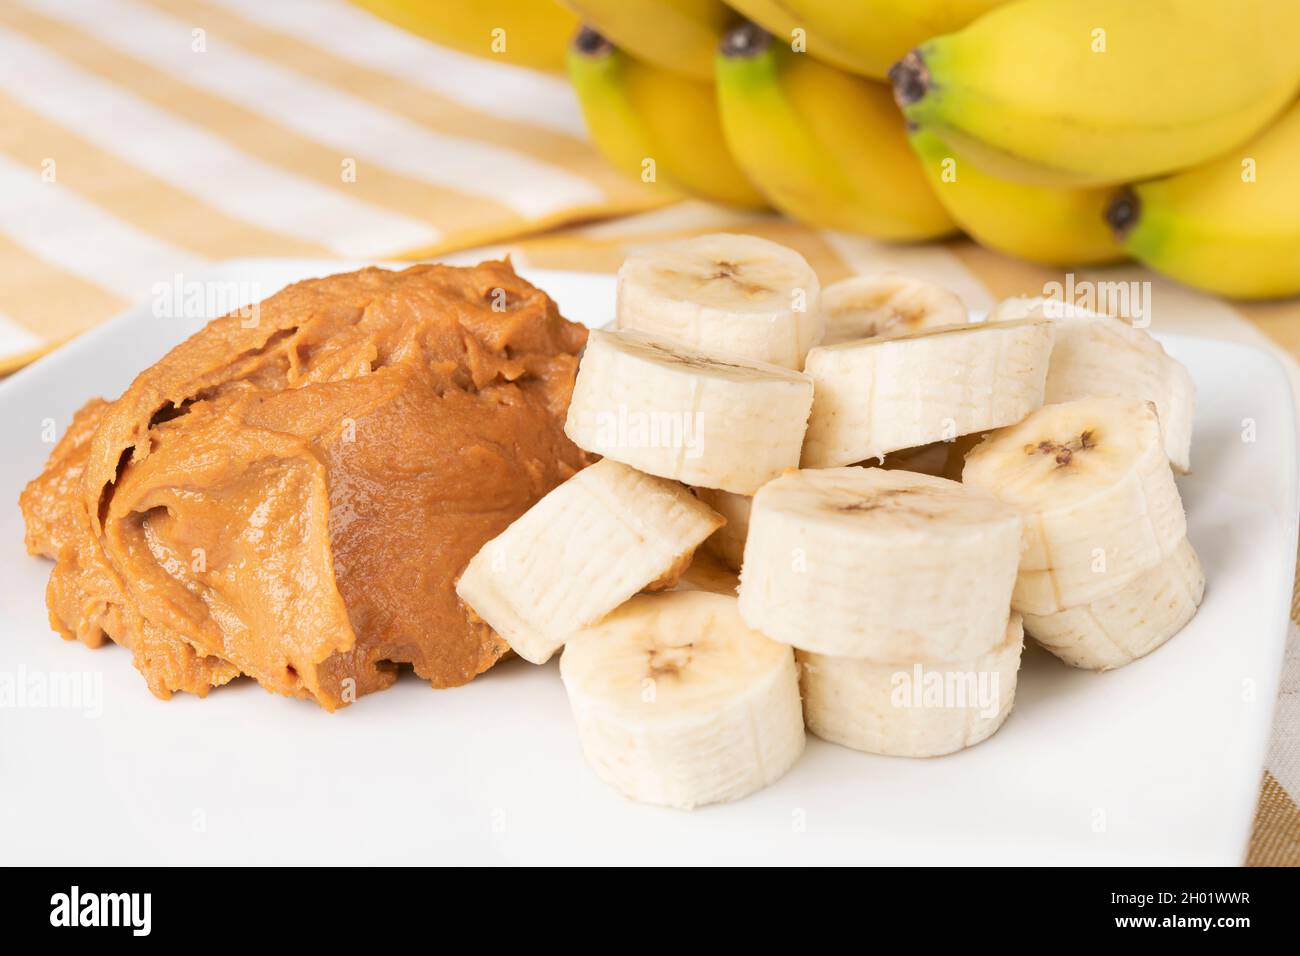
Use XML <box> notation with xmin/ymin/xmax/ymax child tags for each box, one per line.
<box><xmin>1022</xmin><ymin>537</ymin><xmax>1205</xmax><ymax>670</ymax></box>
<box><xmin>801</xmin><ymin>318</ymin><xmax>1053</xmax><ymax>467</ymax></box>
<box><xmin>565</xmin><ymin>329</ymin><xmax>814</xmax><ymax>494</ymax></box>
<box><xmin>963</xmin><ymin>397</ymin><xmax>1187</xmax><ymax>615</ymax></box>
<box><xmin>995</xmin><ymin>297</ymin><xmax>1195</xmax><ymax>472</ymax></box>
<box><xmin>694</xmin><ymin>486</ymin><xmax>751</xmax><ymax>571</ymax></box>
<box><xmin>737</xmin><ymin>467</ymin><xmax>1022</xmax><ymax>661</ymax></box>
<box><xmin>821</xmin><ymin>272</ymin><xmax>968</xmax><ymax>346</ymax></box>
<box><xmin>455</xmin><ymin>459</ymin><xmax>722</xmax><ymax>665</ymax></box>
<box><xmin>616</xmin><ymin>233</ymin><xmax>823</xmax><ymax>369</ymax></box>
<box><xmin>799</xmin><ymin>614</ymin><xmax>1024</xmax><ymax>758</ymax></box>
<box><xmin>560</xmin><ymin>590</ymin><xmax>804</xmax><ymax>809</ymax></box>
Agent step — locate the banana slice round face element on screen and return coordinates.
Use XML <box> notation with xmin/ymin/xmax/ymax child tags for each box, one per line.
<box><xmin>694</xmin><ymin>486</ymin><xmax>751</xmax><ymax>571</ymax></box>
<box><xmin>963</xmin><ymin>397</ymin><xmax>1187</xmax><ymax>615</ymax></box>
<box><xmin>455</xmin><ymin>459</ymin><xmax>722</xmax><ymax>665</ymax></box>
<box><xmin>799</xmin><ymin>613</ymin><xmax>1024</xmax><ymax>758</ymax></box>
<box><xmin>820</xmin><ymin>273</ymin><xmax>967</xmax><ymax>346</ymax></box>
<box><xmin>616</xmin><ymin>232</ymin><xmax>823</xmax><ymax>369</ymax></box>
<box><xmin>994</xmin><ymin>297</ymin><xmax>1195</xmax><ymax>473</ymax></box>
<box><xmin>564</xmin><ymin>328</ymin><xmax>814</xmax><ymax>494</ymax></box>
<box><xmin>737</xmin><ymin>467</ymin><xmax>1023</xmax><ymax>661</ymax></box>
<box><xmin>560</xmin><ymin>590</ymin><xmax>804</xmax><ymax>809</ymax></box>
<box><xmin>801</xmin><ymin>317</ymin><xmax>1053</xmax><ymax>467</ymax></box>
<box><xmin>1022</xmin><ymin>537</ymin><xmax>1205</xmax><ymax>670</ymax></box>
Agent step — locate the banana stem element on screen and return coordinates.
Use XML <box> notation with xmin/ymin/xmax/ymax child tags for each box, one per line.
<box><xmin>720</xmin><ymin>20</ymin><xmax>769</xmax><ymax>58</ymax></box>
<box><xmin>889</xmin><ymin>51</ymin><xmax>930</xmax><ymax>108</ymax></box>
<box><xmin>1105</xmin><ymin>187</ymin><xmax>1141</xmax><ymax>239</ymax></box>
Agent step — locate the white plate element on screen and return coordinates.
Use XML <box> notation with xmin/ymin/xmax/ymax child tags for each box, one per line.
<box><xmin>1</xmin><ymin>259</ymin><xmax>1295</xmax><ymax>866</ymax></box>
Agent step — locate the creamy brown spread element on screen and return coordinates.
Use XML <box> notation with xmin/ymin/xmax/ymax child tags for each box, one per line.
<box><xmin>19</xmin><ymin>262</ymin><xmax>590</xmax><ymax>709</ymax></box>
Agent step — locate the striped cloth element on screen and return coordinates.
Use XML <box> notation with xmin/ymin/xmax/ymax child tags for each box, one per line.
<box><xmin>1</xmin><ymin>0</ymin><xmax>1297</xmax><ymax>865</ymax></box>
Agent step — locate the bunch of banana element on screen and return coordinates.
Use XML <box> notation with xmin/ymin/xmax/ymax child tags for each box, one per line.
<box><xmin>737</xmin><ymin>467</ymin><xmax>1027</xmax><ymax>757</ymax></box>
<box><xmin>892</xmin><ymin>0</ymin><xmax>1300</xmax><ymax>187</ymax></box>
<box><xmin>907</xmin><ymin>127</ymin><xmax>1124</xmax><ymax>266</ymax></box>
<box><xmin>351</xmin><ymin>0</ymin><xmax>577</xmax><ymax>71</ymax></box>
<box><xmin>727</xmin><ymin>0</ymin><xmax>1010</xmax><ymax>80</ymax></box>
<box><xmin>557</xmin><ymin>0</ymin><xmax>736</xmax><ymax>80</ymax></box>
<box><xmin>716</xmin><ymin>23</ymin><xmax>955</xmax><ymax>240</ymax></box>
<box><xmin>964</xmin><ymin>398</ymin><xmax>1204</xmax><ymax>669</ymax></box>
<box><xmin>567</xmin><ymin>28</ymin><xmax>765</xmax><ymax>208</ymax></box>
<box><xmin>1105</xmin><ymin>99</ymin><xmax>1300</xmax><ymax>301</ymax></box>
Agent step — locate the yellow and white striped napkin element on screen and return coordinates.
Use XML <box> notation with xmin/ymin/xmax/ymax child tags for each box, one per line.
<box><xmin>0</xmin><ymin>0</ymin><xmax>668</xmax><ymax>368</ymax></box>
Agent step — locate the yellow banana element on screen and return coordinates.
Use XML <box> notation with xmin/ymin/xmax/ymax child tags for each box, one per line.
<box><xmin>893</xmin><ymin>0</ymin><xmax>1300</xmax><ymax>186</ymax></box>
<box><xmin>568</xmin><ymin>29</ymin><xmax>765</xmax><ymax>208</ymax></box>
<box><xmin>727</xmin><ymin>0</ymin><xmax>1008</xmax><ymax>79</ymax></box>
<box><xmin>907</xmin><ymin>127</ymin><xmax>1123</xmax><ymax>266</ymax></box>
<box><xmin>1106</xmin><ymin>99</ymin><xmax>1300</xmax><ymax>300</ymax></box>
<box><xmin>350</xmin><ymin>0</ymin><xmax>576</xmax><ymax>72</ymax></box>
<box><xmin>715</xmin><ymin>23</ymin><xmax>955</xmax><ymax>240</ymax></box>
<box><xmin>558</xmin><ymin>0</ymin><xmax>736</xmax><ymax>79</ymax></box>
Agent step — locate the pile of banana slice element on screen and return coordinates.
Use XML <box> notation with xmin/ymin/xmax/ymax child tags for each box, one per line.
<box><xmin>455</xmin><ymin>233</ymin><xmax>1202</xmax><ymax>810</ymax></box>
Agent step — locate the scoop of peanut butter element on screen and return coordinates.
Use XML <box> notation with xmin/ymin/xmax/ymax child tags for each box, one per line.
<box><xmin>20</xmin><ymin>262</ymin><xmax>590</xmax><ymax>709</ymax></box>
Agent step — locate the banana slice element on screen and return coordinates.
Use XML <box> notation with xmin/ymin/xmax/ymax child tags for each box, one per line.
<box><xmin>564</xmin><ymin>329</ymin><xmax>814</xmax><ymax>494</ymax></box>
<box><xmin>559</xmin><ymin>590</ymin><xmax>805</xmax><ymax>809</ymax></box>
<box><xmin>737</xmin><ymin>467</ymin><xmax>1022</xmax><ymax>661</ymax></box>
<box><xmin>455</xmin><ymin>459</ymin><xmax>722</xmax><ymax>665</ymax></box>
<box><xmin>800</xmin><ymin>318</ymin><xmax>1053</xmax><ymax>467</ymax></box>
<box><xmin>799</xmin><ymin>613</ymin><xmax>1024</xmax><ymax>758</ymax></box>
<box><xmin>1022</xmin><ymin>537</ymin><xmax>1205</xmax><ymax>670</ymax></box>
<box><xmin>821</xmin><ymin>272</ymin><xmax>968</xmax><ymax>346</ymax></box>
<box><xmin>994</xmin><ymin>297</ymin><xmax>1195</xmax><ymax>472</ymax></box>
<box><xmin>694</xmin><ymin>487</ymin><xmax>751</xmax><ymax>571</ymax></box>
<box><xmin>616</xmin><ymin>233</ymin><xmax>823</xmax><ymax>370</ymax></box>
<box><xmin>962</xmin><ymin>397</ymin><xmax>1187</xmax><ymax>615</ymax></box>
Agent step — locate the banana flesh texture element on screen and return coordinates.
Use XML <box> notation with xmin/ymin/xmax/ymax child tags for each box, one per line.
<box><xmin>963</xmin><ymin>398</ymin><xmax>1188</xmax><ymax>616</ymax></box>
<box><xmin>906</xmin><ymin>126</ymin><xmax>1125</xmax><ymax>266</ymax></box>
<box><xmin>994</xmin><ymin>297</ymin><xmax>1195</xmax><ymax>473</ymax></box>
<box><xmin>716</xmin><ymin>24</ymin><xmax>956</xmax><ymax>241</ymax></box>
<box><xmin>894</xmin><ymin>0</ymin><xmax>1300</xmax><ymax>186</ymax></box>
<box><xmin>567</xmin><ymin>32</ymin><xmax>766</xmax><ymax>208</ymax></box>
<box><xmin>1021</xmin><ymin>538</ymin><xmax>1205</xmax><ymax>671</ymax></box>
<box><xmin>694</xmin><ymin>487</ymin><xmax>751</xmax><ymax>572</ymax></box>
<box><xmin>560</xmin><ymin>590</ymin><xmax>804</xmax><ymax>809</ymax></box>
<box><xmin>738</xmin><ymin>467</ymin><xmax>1023</xmax><ymax>662</ymax></box>
<box><xmin>564</xmin><ymin>328</ymin><xmax>814</xmax><ymax>494</ymax></box>
<box><xmin>820</xmin><ymin>273</ymin><xmax>966</xmax><ymax>346</ymax></box>
<box><xmin>456</xmin><ymin>459</ymin><xmax>722</xmax><ymax>665</ymax></box>
<box><xmin>727</xmin><ymin>0</ymin><xmax>1010</xmax><ymax>80</ymax></box>
<box><xmin>616</xmin><ymin>233</ymin><xmax>823</xmax><ymax>368</ymax></box>
<box><xmin>799</xmin><ymin>614</ymin><xmax>1023</xmax><ymax>757</ymax></box>
<box><xmin>1111</xmin><ymin>99</ymin><xmax>1300</xmax><ymax>300</ymax></box>
<box><xmin>801</xmin><ymin>317</ymin><xmax>1054</xmax><ymax>466</ymax></box>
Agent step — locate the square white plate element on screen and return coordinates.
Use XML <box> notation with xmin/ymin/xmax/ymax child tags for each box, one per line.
<box><xmin>1</xmin><ymin>259</ymin><xmax>1295</xmax><ymax>866</ymax></box>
